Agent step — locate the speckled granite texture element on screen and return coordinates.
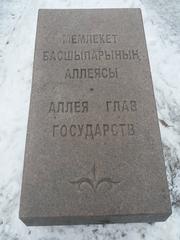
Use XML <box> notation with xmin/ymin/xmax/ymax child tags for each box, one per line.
<box><xmin>19</xmin><ymin>9</ymin><xmax>171</xmax><ymax>226</ymax></box>
<box><xmin>0</xmin><ymin>0</ymin><xmax>180</xmax><ymax>239</ymax></box>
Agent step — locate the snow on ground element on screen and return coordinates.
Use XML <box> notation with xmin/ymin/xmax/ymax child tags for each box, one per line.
<box><xmin>0</xmin><ymin>0</ymin><xmax>180</xmax><ymax>239</ymax></box>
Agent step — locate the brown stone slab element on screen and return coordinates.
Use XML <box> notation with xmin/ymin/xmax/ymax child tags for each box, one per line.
<box><xmin>19</xmin><ymin>9</ymin><xmax>172</xmax><ymax>226</ymax></box>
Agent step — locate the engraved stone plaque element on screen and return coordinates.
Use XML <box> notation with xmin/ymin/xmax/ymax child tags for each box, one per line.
<box><xmin>19</xmin><ymin>9</ymin><xmax>171</xmax><ymax>226</ymax></box>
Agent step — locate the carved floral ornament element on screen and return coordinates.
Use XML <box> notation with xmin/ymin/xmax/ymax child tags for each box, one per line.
<box><xmin>69</xmin><ymin>162</ymin><xmax>120</xmax><ymax>192</ymax></box>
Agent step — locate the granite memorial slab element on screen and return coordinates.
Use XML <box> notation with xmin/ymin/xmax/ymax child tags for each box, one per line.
<box><xmin>19</xmin><ymin>8</ymin><xmax>172</xmax><ymax>226</ymax></box>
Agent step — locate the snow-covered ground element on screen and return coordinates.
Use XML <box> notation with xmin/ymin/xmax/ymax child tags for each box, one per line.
<box><xmin>0</xmin><ymin>0</ymin><xmax>180</xmax><ymax>239</ymax></box>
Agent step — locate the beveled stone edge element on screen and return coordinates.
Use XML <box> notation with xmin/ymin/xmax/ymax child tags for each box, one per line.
<box><xmin>19</xmin><ymin>209</ymin><xmax>172</xmax><ymax>226</ymax></box>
